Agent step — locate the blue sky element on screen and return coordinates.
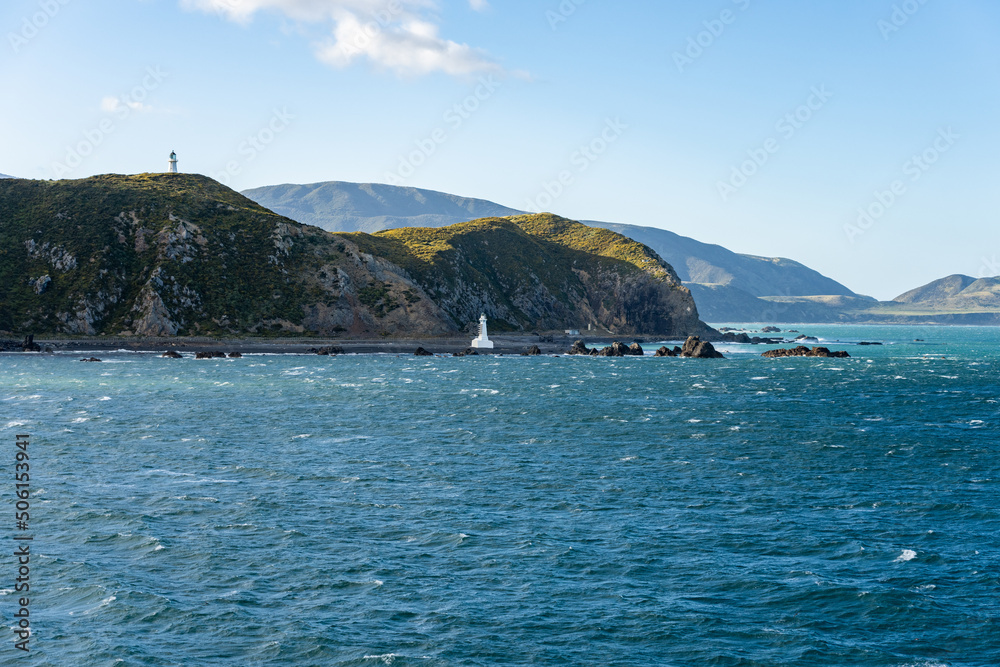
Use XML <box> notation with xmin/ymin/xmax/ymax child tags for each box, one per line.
<box><xmin>2</xmin><ymin>0</ymin><xmax>998</xmax><ymax>299</ymax></box>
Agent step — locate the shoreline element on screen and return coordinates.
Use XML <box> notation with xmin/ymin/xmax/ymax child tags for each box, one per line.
<box><xmin>6</xmin><ymin>334</ymin><xmax>687</xmax><ymax>356</ymax></box>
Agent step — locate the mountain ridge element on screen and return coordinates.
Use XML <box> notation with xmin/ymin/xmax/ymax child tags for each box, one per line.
<box><xmin>242</xmin><ymin>181</ymin><xmax>522</xmax><ymax>235</ymax></box>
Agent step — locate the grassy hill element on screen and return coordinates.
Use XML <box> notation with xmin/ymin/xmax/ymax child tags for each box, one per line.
<box><xmin>346</xmin><ymin>213</ymin><xmax>709</xmax><ymax>336</ymax></box>
<box><xmin>1</xmin><ymin>175</ymin><xmax>711</xmax><ymax>338</ymax></box>
<box><xmin>0</xmin><ymin>174</ymin><xmax>455</xmax><ymax>336</ymax></box>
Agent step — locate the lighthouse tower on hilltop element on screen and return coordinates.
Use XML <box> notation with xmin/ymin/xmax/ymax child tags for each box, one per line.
<box><xmin>168</xmin><ymin>151</ymin><xmax>178</xmax><ymax>174</ymax></box>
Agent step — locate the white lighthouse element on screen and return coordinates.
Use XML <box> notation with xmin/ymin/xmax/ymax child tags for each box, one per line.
<box><xmin>168</xmin><ymin>150</ymin><xmax>178</xmax><ymax>173</ymax></box>
<box><xmin>471</xmin><ymin>313</ymin><xmax>494</xmax><ymax>350</ymax></box>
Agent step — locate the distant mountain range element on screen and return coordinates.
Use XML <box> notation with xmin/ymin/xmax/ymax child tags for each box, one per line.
<box><xmin>245</xmin><ymin>181</ymin><xmax>867</xmax><ymax>322</ymax></box>
<box><xmin>243</xmin><ymin>182</ymin><xmax>522</xmax><ymax>234</ymax></box>
<box><xmin>891</xmin><ymin>274</ymin><xmax>1000</xmax><ymax>312</ymax></box>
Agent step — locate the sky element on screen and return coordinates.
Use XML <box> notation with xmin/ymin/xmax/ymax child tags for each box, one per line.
<box><xmin>2</xmin><ymin>0</ymin><xmax>999</xmax><ymax>300</ymax></box>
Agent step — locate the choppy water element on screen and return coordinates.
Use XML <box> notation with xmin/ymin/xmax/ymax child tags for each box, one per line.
<box><xmin>2</xmin><ymin>325</ymin><xmax>999</xmax><ymax>666</ymax></box>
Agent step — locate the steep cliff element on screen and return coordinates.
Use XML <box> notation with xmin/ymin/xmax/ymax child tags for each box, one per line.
<box><xmin>346</xmin><ymin>214</ymin><xmax>711</xmax><ymax>337</ymax></box>
<box><xmin>0</xmin><ymin>174</ymin><xmax>455</xmax><ymax>336</ymax></box>
<box><xmin>1</xmin><ymin>175</ymin><xmax>712</xmax><ymax>338</ymax></box>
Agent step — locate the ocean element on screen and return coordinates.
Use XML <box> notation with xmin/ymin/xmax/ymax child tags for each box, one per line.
<box><xmin>2</xmin><ymin>325</ymin><xmax>998</xmax><ymax>666</ymax></box>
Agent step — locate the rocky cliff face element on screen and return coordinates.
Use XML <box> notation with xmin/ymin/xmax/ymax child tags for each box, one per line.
<box><xmin>0</xmin><ymin>174</ymin><xmax>455</xmax><ymax>337</ymax></box>
<box><xmin>1</xmin><ymin>176</ymin><xmax>713</xmax><ymax>338</ymax></box>
<box><xmin>348</xmin><ymin>214</ymin><xmax>712</xmax><ymax>337</ymax></box>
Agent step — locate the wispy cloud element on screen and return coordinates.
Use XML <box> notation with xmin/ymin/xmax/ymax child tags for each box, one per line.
<box><xmin>181</xmin><ymin>0</ymin><xmax>503</xmax><ymax>77</ymax></box>
<box><xmin>100</xmin><ymin>96</ymin><xmax>153</xmax><ymax>113</ymax></box>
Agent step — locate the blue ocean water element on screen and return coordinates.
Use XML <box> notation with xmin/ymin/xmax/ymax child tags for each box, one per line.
<box><xmin>2</xmin><ymin>325</ymin><xmax>999</xmax><ymax>666</ymax></box>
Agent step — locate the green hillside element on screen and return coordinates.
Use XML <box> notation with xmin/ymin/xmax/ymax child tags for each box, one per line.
<box><xmin>0</xmin><ymin>175</ymin><xmax>712</xmax><ymax>338</ymax></box>
<box><xmin>0</xmin><ymin>174</ymin><xmax>453</xmax><ymax>336</ymax></box>
<box><xmin>347</xmin><ymin>213</ymin><xmax>708</xmax><ymax>335</ymax></box>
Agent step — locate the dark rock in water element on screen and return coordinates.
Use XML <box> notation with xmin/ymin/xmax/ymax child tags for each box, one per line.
<box><xmin>681</xmin><ymin>336</ymin><xmax>725</xmax><ymax>359</ymax></box>
<box><xmin>721</xmin><ymin>332</ymin><xmax>752</xmax><ymax>344</ymax></box>
<box><xmin>761</xmin><ymin>326</ymin><xmax>781</xmax><ymax>333</ymax></box>
<box><xmin>568</xmin><ymin>340</ymin><xmax>591</xmax><ymax>355</ymax></box>
<box><xmin>589</xmin><ymin>347</ymin><xmax>601</xmax><ymax>356</ymax></box>
<box><xmin>794</xmin><ymin>335</ymin><xmax>819</xmax><ymax>342</ymax></box>
<box><xmin>598</xmin><ymin>341</ymin><xmax>630</xmax><ymax>357</ymax></box>
<box><xmin>22</xmin><ymin>335</ymin><xmax>41</xmax><ymax>352</ymax></box>
<box><xmin>162</xmin><ymin>350</ymin><xmax>183</xmax><ymax>358</ymax></box>
<box><xmin>454</xmin><ymin>347</ymin><xmax>479</xmax><ymax>357</ymax></box>
<box><xmin>654</xmin><ymin>346</ymin><xmax>677</xmax><ymax>357</ymax></box>
<box><xmin>195</xmin><ymin>351</ymin><xmax>227</xmax><ymax>359</ymax></box>
<box><xmin>80</xmin><ymin>357</ymin><xmax>102</xmax><ymax>362</ymax></box>
<box><xmin>316</xmin><ymin>346</ymin><xmax>345</xmax><ymax>356</ymax></box>
<box><xmin>414</xmin><ymin>347</ymin><xmax>434</xmax><ymax>356</ymax></box>
<box><xmin>628</xmin><ymin>343</ymin><xmax>644</xmax><ymax>356</ymax></box>
<box><xmin>522</xmin><ymin>345</ymin><xmax>542</xmax><ymax>356</ymax></box>
<box><xmin>762</xmin><ymin>346</ymin><xmax>850</xmax><ymax>359</ymax></box>
<box><xmin>228</xmin><ymin>352</ymin><xmax>243</xmax><ymax>358</ymax></box>
<box><xmin>751</xmin><ymin>337</ymin><xmax>782</xmax><ymax>345</ymax></box>
<box><xmin>857</xmin><ymin>341</ymin><xmax>883</xmax><ymax>346</ymax></box>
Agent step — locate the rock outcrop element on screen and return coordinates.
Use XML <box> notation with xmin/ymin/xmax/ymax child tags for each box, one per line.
<box><xmin>762</xmin><ymin>346</ymin><xmax>850</xmax><ymax>358</ymax></box>
<box><xmin>161</xmin><ymin>350</ymin><xmax>183</xmax><ymax>358</ymax></box>
<box><xmin>521</xmin><ymin>345</ymin><xmax>541</xmax><ymax>356</ymax></box>
<box><xmin>680</xmin><ymin>336</ymin><xmax>725</xmax><ymax>359</ymax></box>
<box><xmin>654</xmin><ymin>346</ymin><xmax>681</xmax><ymax>357</ymax></box>
<box><xmin>414</xmin><ymin>347</ymin><xmax>433</xmax><ymax>356</ymax></box>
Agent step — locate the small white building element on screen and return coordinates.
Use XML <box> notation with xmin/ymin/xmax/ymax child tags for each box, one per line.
<box><xmin>471</xmin><ymin>313</ymin><xmax>494</xmax><ymax>349</ymax></box>
<box><xmin>168</xmin><ymin>151</ymin><xmax>178</xmax><ymax>173</ymax></box>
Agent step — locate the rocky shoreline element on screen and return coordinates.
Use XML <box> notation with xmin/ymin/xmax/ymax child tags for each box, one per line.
<box><xmin>0</xmin><ymin>333</ymin><xmax>744</xmax><ymax>360</ymax></box>
<box><xmin>1</xmin><ymin>329</ymin><xmax>860</xmax><ymax>360</ymax></box>
<box><xmin>0</xmin><ymin>333</ymin><xmax>661</xmax><ymax>356</ymax></box>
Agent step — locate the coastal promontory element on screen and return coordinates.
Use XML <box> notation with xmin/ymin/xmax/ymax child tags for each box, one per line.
<box><xmin>0</xmin><ymin>174</ymin><xmax>713</xmax><ymax>339</ymax></box>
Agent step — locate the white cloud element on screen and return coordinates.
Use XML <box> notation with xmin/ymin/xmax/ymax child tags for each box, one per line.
<box><xmin>101</xmin><ymin>96</ymin><xmax>152</xmax><ymax>113</ymax></box>
<box><xmin>181</xmin><ymin>0</ymin><xmax>502</xmax><ymax>77</ymax></box>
